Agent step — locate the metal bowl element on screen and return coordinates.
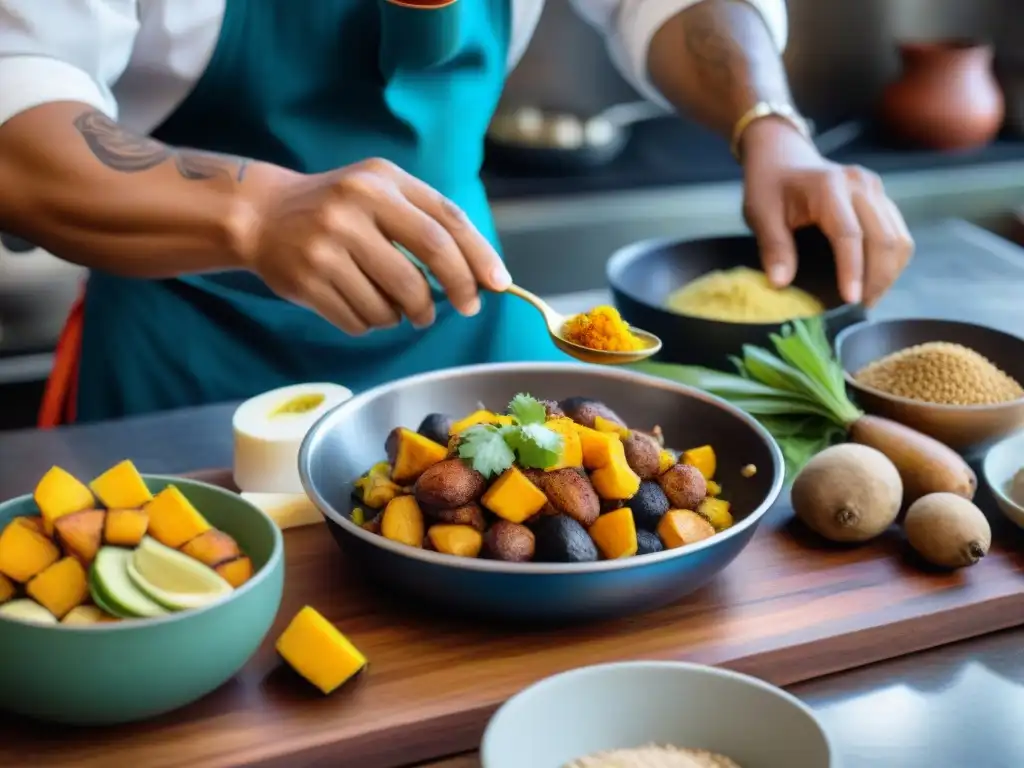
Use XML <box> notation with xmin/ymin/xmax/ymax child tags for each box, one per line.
<box><xmin>607</xmin><ymin>227</ymin><xmax>866</xmax><ymax>369</ymax></box>
<box><xmin>299</xmin><ymin>363</ymin><xmax>783</xmax><ymax>623</ymax></box>
<box><xmin>835</xmin><ymin>318</ymin><xmax>1024</xmax><ymax>455</ymax></box>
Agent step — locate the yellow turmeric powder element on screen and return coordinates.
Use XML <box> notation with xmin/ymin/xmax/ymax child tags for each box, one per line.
<box><xmin>666</xmin><ymin>266</ymin><xmax>824</xmax><ymax>323</ymax></box>
<box><xmin>562</xmin><ymin>305</ymin><xmax>645</xmax><ymax>352</ymax></box>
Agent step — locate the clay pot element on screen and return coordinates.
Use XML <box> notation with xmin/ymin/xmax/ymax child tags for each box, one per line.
<box><xmin>880</xmin><ymin>40</ymin><xmax>1004</xmax><ymax>150</ymax></box>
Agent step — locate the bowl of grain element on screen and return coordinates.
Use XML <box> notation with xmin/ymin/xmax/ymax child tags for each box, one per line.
<box><xmin>480</xmin><ymin>661</ymin><xmax>836</xmax><ymax>768</ymax></box>
<box><xmin>607</xmin><ymin>227</ymin><xmax>865</xmax><ymax>370</ymax></box>
<box><xmin>835</xmin><ymin>318</ymin><xmax>1024</xmax><ymax>454</ymax></box>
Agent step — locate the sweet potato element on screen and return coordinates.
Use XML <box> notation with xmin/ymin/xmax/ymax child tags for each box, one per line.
<box><xmin>0</xmin><ymin>521</ymin><xmax>61</xmax><ymax>583</ymax></box>
<box><xmin>215</xmin><ymin>557</ymin><xmax>254</xmax><ymax>588</ymax></box>
<box><xmin>104</xmin><ymin>508</ymin><xmax>149</xmax><ymax>547</ymax></box>
<box><xmin>26</xmin><ymin>557</ymin><xmax>89</xmax><ymax>619</ymax></box>
<box><xmin>181</xmin><ymin>529</ymin><xmax>242</xmax><ymax>568</ymax></box>
<box><xmin>34</xmin><ymin>466</ymin><xmax>94</xmax><ymax>536</ymax></box>
<box><xmin>89</xmin><ymin>459</ymin><xmax>153</xmax><ymax>509</ymax></box>
<box><xmin>54</xmin><ymin>509</ymin><xmax>106</xmax><ymax>565</ymax></box>
<box><xmin>145</xmin><ymin>486</ymin><xmax>211</xmax><ymax>548</ymax></box>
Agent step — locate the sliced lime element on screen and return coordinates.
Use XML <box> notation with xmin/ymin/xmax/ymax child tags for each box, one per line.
<box><xmin>91</xmin><ymin>547</ymin><xmax>169</xmax><ymax>618</ymax></box>
<box><xmin>128</xmin><ymin>537</ymin><xmax>233</xmax><ymax>611</ymax></box>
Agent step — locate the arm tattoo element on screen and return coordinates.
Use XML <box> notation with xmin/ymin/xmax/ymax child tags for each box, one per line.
<box><xmin>73</xmin><ymin>109</ymin><xmax>249</xmax><ymax>183</ymax></box>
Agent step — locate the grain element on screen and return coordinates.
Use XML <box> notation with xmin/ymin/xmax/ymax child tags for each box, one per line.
<box><xmin>565</xmin><ymin>745</ymin><xmax>740</xmax><ymax>768</ymax></box>
<box><xmin>854</xmin><ymin>342</ymin><xmax>1024</xmax><ymax>406</ymax></box>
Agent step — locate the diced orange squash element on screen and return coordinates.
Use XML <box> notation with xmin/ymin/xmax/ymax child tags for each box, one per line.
<box><xmin>427</xmin><ymin>524</ymin><xmax>483</xmax><ymax>558</ymax></box>
<box><xmin>448</xmin><ymin>410</ymin><xmax>514</xmax><ymax>435</ymax></box>
<box><xmin>104</xmin><ymin>508</ymin><xmax>149</xmax><ymax>547</ymax></box>
<box><xmin>276</xmin><ymin>606</ymin><xmax>367</xmax><ymax>694</ymax></box>
<box><xmin>0</xmin><ymin>521</ymin><xmax>61</xmax><ymax>582</ymax></box>
<box><xmin>380</xmin><ymin>495</ymin><xmax>425</xmax><ymax>548</ymax></box>
<box><xmin>543</xmin><ymin>418</ymin><xmax>583</xmax><ymax>471</ymax></box>
<box><xmin>145</xmin><ymin>486</ymin><xmax>211</xmax><ymax>548</ymax></box>
<box><xmin>706</xmin><ymin>480</ymin><xmax>722</xmax><ymax>496</ymax></box>
<box><xmin>574</xmin><ymin>425</ymin><xmax>624</xmax><ymax>470</ymax></box>
<box><xmin>26</xmin><ymin>557</ymin><xmax>89</xmax><ymax>619</ymax></box>
<box><xmin>0</xmin><ymin>573</ymin><xmax>14</xmax><ymax>604</ymax></box>
<box><xmin>657</xmin><ymin>450</ymin><xmax>676</xmax><ymax>475</ymax></box>
<box><xmin>388</xmin><ymin>428</ymin><xmax>449</xmax><ymax>485</ymax></box>
<box><xmin>657</xmin><ymin>509</ymin><xmax>716</xmax><ymax>549</ymax></box>
<box><xmin>215</xmin><ymin>556</ymin><xmax>254</xmax><ymax>588</ymax></box>
<box><xmin>481</xmin><ymin>467</ymin><xmax>549</xmax><ymax>524</ymax></box>
<box><xmin>12</xmin><ymin>516</ymin><xmax>44</xmax><ymax>535</ymax></box>
<box><xmin>697</xmin><ymin>497</ymin><xmax>733</xmax><ymax>531</ymax></box>
<box><xmin>89</xmin><ymin>459</ymin><xmax>153</xmax><ymax>509</ymax></box>
<box><xmin>54</xmin><ymin>509</ymin><xmax>106</xmax><ymax>565</ymax></box>
<box><xmin>181</xmin><ymin>529</ymin><xmax>242</xmax><ymax>568</ymax></box>
<box><xmin>34</xmin><ymin>466</ymin><xmax>94</xmax><ymax>536</ymax></box>
<box><xmin>588</xmin><ymin>507</ymin><xmax>638</xmax><ymax>559</ymax></box>
<box><xmin>593</xmin><ymin>415</ymin><xmax>629</xmax><ymax>439</ymax></box>
<box><xmin>682</xmin><ymin>445</ymin><xmax>717</xmax><ymax>480</ymax></box>
<box><xmin>590</xmin><ymin>452</ymin><xmax>641</xmax><ymax>501</ymax></box>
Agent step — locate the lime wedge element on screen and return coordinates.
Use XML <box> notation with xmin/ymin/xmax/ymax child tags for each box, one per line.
<box><xmin>128</xmin><ymin>537</ymin><xmax>233</xmax><ymax>611</ymax></box>
<box><xmin>91</xmin><ymin>547</ymin><xmax>168</xmax><ymax>618</ymax></box>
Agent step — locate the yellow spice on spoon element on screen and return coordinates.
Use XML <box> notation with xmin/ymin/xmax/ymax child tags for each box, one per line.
<box><xmin>562</xmin><ymin>305</ymin><xmax>645</xmax><ymax>352</ymax></box>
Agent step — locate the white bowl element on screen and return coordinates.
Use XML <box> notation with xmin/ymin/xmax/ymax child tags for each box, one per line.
<box><xmin>480</xmin><ymin>661</ymin><xmax>836</xmax><ymax>768</ymax></box>
<box><xmin>982</xmin><ymin>430</ymin><xmax>1024</xmax><ymax>530</ymax></box>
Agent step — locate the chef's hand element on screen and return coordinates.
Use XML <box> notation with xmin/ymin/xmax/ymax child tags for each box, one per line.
<box><xmin>241</xmin><ymin>158</ymin><xmax>511</xmax><ymax>334</ymax></box>
<box><xmin>740</xmin><ymin>120</ymin><xmax>914</xmax><ymax>307</ymax></box>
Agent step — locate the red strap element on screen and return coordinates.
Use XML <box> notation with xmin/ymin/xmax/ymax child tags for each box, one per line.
<box><xmin>38</xmin><ymin>289</ymin><xmax>85</xmax><ymax>428</ymax></box>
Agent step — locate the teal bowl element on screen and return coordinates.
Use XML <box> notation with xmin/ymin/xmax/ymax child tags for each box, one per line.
<box><xmin>0</xmin><ymin>475</ymin><xmax>284</xmax><ymax>725</ymax></box>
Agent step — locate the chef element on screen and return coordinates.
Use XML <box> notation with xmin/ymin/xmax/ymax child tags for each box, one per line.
<box><xmin>0</xmin><ymin>0</ymin><xmax>912</xmax><ymax>425</ymax></box>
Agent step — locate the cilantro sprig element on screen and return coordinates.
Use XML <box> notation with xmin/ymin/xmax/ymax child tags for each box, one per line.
<box><xmin>456</xmin><ymin>393</ymin><xmax>563</xmax><ymax>478</ymax></box>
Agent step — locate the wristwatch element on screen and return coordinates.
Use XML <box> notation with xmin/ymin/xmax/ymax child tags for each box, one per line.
<box><xmin>730</xmin><ymin>101</ymin><xmax>813</xmax><ymax>161</ymax></box>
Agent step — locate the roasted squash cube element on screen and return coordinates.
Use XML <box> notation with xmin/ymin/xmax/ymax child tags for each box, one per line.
<box><xmin>574</xmin><ymin>425</ymin><xmax>624</xmax><ymax>470</ymax></box>
<box><xmin>682</xmin><ymin>445</ymin><xmax>717</xmax><ymax>480</ymax></box>
<box><xmin>215</xmin><ymin>556</ymin><xmax>254</xmax><ymax>588</ymax></box>
<box><xmin>26</xmin><ymin>557</ymin><xmax>89</xmax><ymax>619</ymax></box>
<box><xmin>657</xmin><ymin>509</ymin><xmax>715</xmax><ymax>549</ymax></box>
<box><xmin>593</xmin><ymin>415</ymin><xmax>629</xmax><ymax>439</ymax></box>
<box><xmin>590</xmin><ymin>453</ymin><xmax>641</xmax><ymax>501</ymax></box>
<box><xmin>380</xmin><ymin>496</ymin><xmax>425</xmax><ymax>548</ymax></box>
<box><xmin>276</xmin><ymin>606</ymin><xmax>367</xmax><ymax>695</ymax></box>
<box><xmin>34</xmin><ymin>466</ymin><xmax>94</xmax><ymax>536</ymax></box>
<box><xmin>543</xmin><ymin>418</ymin><xmax>583</xmax><ymax>471</ymax></box>
<box><xmin>697</xmin><ymin>497</ymin><xmax>733</xmax><ymax>531</ymax></box>
<box><xmin>387</xmin><ymin>428</ymin><xmax>448</xmax><ymax>485</ymax></box>
<box><xmin>104</xmin><ymin>508</ymin><xmax>149</xmax><ymax>547</ymax></box>
<box><xmin>145</xmin><ymin>486</ymin><xmax>211</xmax><ymax>548</ymax></box>
<box><xmin>89</xmin><ymin>459</ymin><xmax>154</xmax><ymax>509</ymax></box>
<box><xmin>0</xmin><ymin>521</ymin><xmax>60</xmax><ymax>582</ymax></box>
<box><xmin>482</xmin><ymin>467</ymin><xmax>548</xmax><ymax>523</ymax></box>
<box><xmin>181</xmin><ymin>529</ymin><xmax>242</xmax><ymax>568</ymax></box>
<box><xmin>588</xmin><ymin>507</ymin><xmax>638</xmax><ymax>559</ymax></box>
<box><xmin>12</xmin><ymin>516</ymin><xmax>44</xmax><ymax>535</ymax></box>
<box><xmin>427</xmin><ymin>524</ymin><xmax>483</xmax><ymax>558</ymax></box>
<box><xmin>448</xmin><ymin>410</ymin><xmax>514</xmax><ymax>435</ymax></box>
<box><xmin>54</xmin><ymin>509</ymin><xmax>106</xmax><ymax>565</ymax></box>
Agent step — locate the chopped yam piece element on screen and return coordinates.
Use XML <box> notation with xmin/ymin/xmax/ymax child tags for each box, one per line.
<box><xmin>543</xmin><ymin>418</ymin><xmax>584</xmax><ymax>471</ymax></box>
<box><xmin>481</xmin><ymin>467</ymin><xmax>548</xmax><ymax>524</ymax></box>
<box><xmin>0</xmin><ymin>521</ymin><xmax>61</xmax><ymax>583</ymax></box>
<box><xmin>54</xmin><ymin>509</ymin><xmax>106</xmax><ymax>565</ymax></box>
<box><xmin>682</xmin><ymin>445</ymin><xmax>717</xmax><ymax>480</ymax></box>
<box><xmin>588</xmin><ymin>507</ymin><xmax>638</xmax><ymax>559</ymax></box>
<box><xmin>145</xmin><ymin>486</ymin><xmax>211</xmax><ymax>548</ymax></box>
<box><xmin>26</xmin><ymin>557</ymin><xmax>89</xmax><ymax>619</ymax></box>
<box><xmin>215</xmin><ymin>557</ymin><xmax>254</xmax><ymax>588</ymax></box>
<box><xmin>657</xmin><ymin>509</ymin><xmax>715</xmax><ymax>550</ymax></box>
<box><xmin>181</xmin><ymin>529</ymin><xmax>242</xmax><ymax>568</ymax></box>
<box><xmin>104</xmin><ymin>508</ymin><xmax>149</xmax><ymax>547</ymax></box>
<box><xmin>574</xmin><ymin>425</ymin><xmax>624</xmax><ymax>470</ymax></box>
<box><xmin>276</xmin><ymin>606</ymin><xmax>367</xmax><ymax>694</ymax></box>
<box><xmin>427</xmin><ymin>525</ymin><xmax>483</xmax><ymax>558</ymax></box>
<box><xmin>34</xmin><ymin>466</ymin><xmax>94</xmax><ymax>536</ymax></box>
<box><xmin>89</xmin><ymin>459</ymin><xmax>153</xmax><ymax>509</ymax></box>
<box><xmin>380</xmin><ymin>496</ymin><xmax>425</xmax><ymax>548</ymax></box>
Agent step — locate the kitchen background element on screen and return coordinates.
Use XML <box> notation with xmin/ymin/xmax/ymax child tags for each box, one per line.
<box><xmin>2</xmin><ymin>0</ymin><xmax>1023</xmax><ymax>430</ymax></box>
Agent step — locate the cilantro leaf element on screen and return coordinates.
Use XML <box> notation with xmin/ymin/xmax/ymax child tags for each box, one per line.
<box><xmin>507</xmin><ymin>393</ymin><xmax>547</xmax><ymax>426</ymax></box>
<box><xmin>457</xmin><ymin>424</ymin><xmax>515</xmax><ymax>478</ymax></box>
<box><xmin>513</xmin><ymin>423</ymin><xmax>563</xmax><ymax>469</ymax></box>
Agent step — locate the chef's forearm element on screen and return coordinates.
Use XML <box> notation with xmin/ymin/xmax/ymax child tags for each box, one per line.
<box><xmin>647</xmin><ymin>0</ymin><xmax>792</xmax><ymax>138</ymax></box>
<box><xmin>0</xmin><ymin>102</ymin><xmax>281</xmax><ymax>277</ymax></box>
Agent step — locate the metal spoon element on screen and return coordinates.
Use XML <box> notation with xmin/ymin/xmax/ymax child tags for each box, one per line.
<box><xmin>505</xmin><ymin>284</ymin><xmax>662</xmax><ymax>365</ymax></box>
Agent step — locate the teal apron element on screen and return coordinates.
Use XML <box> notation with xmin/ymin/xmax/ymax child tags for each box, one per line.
<box><xmin>71</xmin><ymin>0</ymin><xmax>569</xmax><ymax>423</ymax></box>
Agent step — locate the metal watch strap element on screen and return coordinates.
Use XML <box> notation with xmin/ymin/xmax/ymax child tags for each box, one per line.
<box><xmin>730</xmin><ymin>101</ymin><xmax>813</xmax><ymax>161</ymax></box>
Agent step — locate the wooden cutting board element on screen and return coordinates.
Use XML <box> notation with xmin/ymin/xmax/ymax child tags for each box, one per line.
<box><xmin>2</xmin><ymin>468</ymin><xmax>1022</xmax><ymax>768</ymax></box>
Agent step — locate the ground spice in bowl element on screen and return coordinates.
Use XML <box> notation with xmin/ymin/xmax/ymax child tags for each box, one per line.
<box><xmin>562</xmin><ymin>305</ymin><xmax>645</xmax><ymax>352</ymax></box>
<box><xmin>854</xmin><ymin>341</ymin><xmax>1024</xmax><ymax>405</ymax></box>
<box><xmin>565</xmin><ymin>745</ymin><xmax>740</xmax><ymax>768</ymax></box>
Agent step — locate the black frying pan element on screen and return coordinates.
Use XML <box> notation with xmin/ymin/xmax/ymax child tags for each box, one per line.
<box><xmin>607</xmin><ymin>226</ymin><xmax>866</xmax><ymax>369</ymax></box>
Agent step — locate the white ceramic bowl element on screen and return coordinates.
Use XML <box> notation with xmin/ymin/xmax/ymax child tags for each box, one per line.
<box><xmin>480</xmin><ymin>661</ymin><xmax>836</xmax><ymax>768</ymax></box>
<box><xmin>982</xmin><ymin>430</ymin><xmax>1024</xmax><ymax>530</ymax></box>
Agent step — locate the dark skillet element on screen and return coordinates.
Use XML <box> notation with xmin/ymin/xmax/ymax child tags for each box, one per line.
<box><xmin>607</xmin><ymin>226</ymin><xmax>866</xmax><ymax>369</ymax></box>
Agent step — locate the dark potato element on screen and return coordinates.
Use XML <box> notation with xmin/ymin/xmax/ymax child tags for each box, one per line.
<box><xmin>535</xmin><ymin>468</ymin><xmax>601</xmax><ymax>527</ymax></box>
<box><xmin>429</xmin><ymin>502</ymin><xmax>487</xmax><ymax>532</ymax></box>
<box><xmin>636</xmin><ymin>529</ymin><xmax>665</xmax><ymax>556</ymax></box>
<box><xmin>558</xmin><ymin>397</ymin><xmax>625</xmax><ymax>429</ymax></box>
<box><xmin>414</xmin><ymin>459</ymin><xmax>486</xmax><ymax>509</ymax></box>
<box><xmin>600</xmin><ymin>498</ymin><xmax>625</xmax><ymax>514</ymax></box>
<box><xmin>623</xmin><ymin>432</ymin><xmax>661</xmax><ymax>479</ymax></box>
<box><xmin>417</xmin><ymin>413</ymin><xmax>454</xmax><ymax>446</ymax></box>
<box><xmin>658</xmin><ymin>464</ymin><xmax>707</xmax><ymax>510</ymax></box>
<box><xmin>533</xmin><ymin>515</ymin><xmax>599</xmax><ymax>563</ymax></box>
<box><xmin>630</xmin><ymin>480</ymin><xmax>671</xmax><ymax>531</ymax></box>
<box><xmin>484</xmin><ymin>520</ymin><xmax>536</xmax><ymax>562</ymax></box>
